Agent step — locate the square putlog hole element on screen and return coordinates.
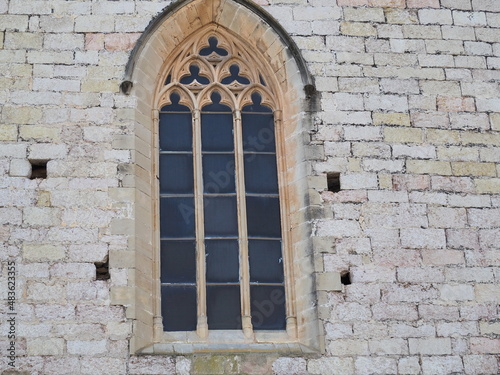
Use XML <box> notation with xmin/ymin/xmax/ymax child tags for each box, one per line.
<box><xmin>341</xmin><ymin>271</ymin><xmax>351</xmax><ymax>286</ymax></box>
<box><xmin>29</xmin><ymin>160</ymin><xmax>48</xmax><ymax>179</ymax></box>
<box><xmin>95</xmin><ymin>259</ymin><xmax>110</xmax><ymax>281</ymax></box>
<box><xmin>327</xmin><ymin>172</ymin><xmax>341</xmax><ymax>193</ymax></box>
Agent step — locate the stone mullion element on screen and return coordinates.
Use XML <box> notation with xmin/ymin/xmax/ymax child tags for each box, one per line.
<box><xmin>193</xmin><ymin>108</ymin><xmax>208</xmax><ymax>338</ymax></box>
<box><xmin>234</xmin><ymin>109</ymin><xmax>253</xmax><ymax>338</ymax></box>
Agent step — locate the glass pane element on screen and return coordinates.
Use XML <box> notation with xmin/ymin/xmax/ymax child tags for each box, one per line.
<box><xmin>242</xmin><ymin>113</ymin><xmax>275</xmax><ymax>153</ymax></box>
<box><xmin>180</xmin><ymin>65</ymin><xmax>210</xmax><ymax>85</ymax></box>
<box><xmin>242</xmin><ymin>93</ymin><xmax>273</xmax><ymax>113</ymax></box>
<box><xmin>160</xmin><ymin>93</ymin><xmax>191</xmax><ymax>112</ymax></box>
<box><xmin>159</xmin><ymin>113</ymin><xmax>192</xmax><ymax>151</ymax></box>
<box><xmin>249</xmin><ymin>240</ymin><xmax>284</xmax><ymax>283</ymax></box>
<box><xmin>246</xmin><ymin>196</ymin><xmax>281</xmax><ymax>238</ymax></box>
<box><xmin>160</xmin><ymin>197</ymin><xmax>195</xmax><ymax>238</ymax></box>
<box><xmin>221</xmin><ymin>65</ymin><xmax>250</xmax><ymax>85</ymax></box>
<box><xmin>206</xmin><ymin>239</ymin><xmax>239</xmax><ymax>283</ymax></box>
<box><xmin>159</xmin><ymin>154</ymin><xmax>194</xmax><ymax>194</ymax></box>
<box><xmin>199</xmin><ymin>37</ymin><xmax>228</xmax><ymax>57</ymax></box>
<box><xmin>244</xmin><ymin>153</ymin><xmax>278</xmax><ymax>194</ymax></box>
<box><xmin>203</xmin><ymin>154</ymin><xmax>236</xmax><ymax>194</ymax></box>
<box><xmin>207</xmin><ymin>285</ymin><xmax>241</xmax><ymax>330</ymax></box>
<box><xmin>201</xmin><ymin>113</ymin><xmax>234</xmax><ymax>152</ymax></box>
<box><xmin>161</xmin><ymin>285</ymin><xmax>197</xmax><ymax>331</ymax></box>
<box><xmin>204</xmin><ymin>196</ymin><xmax>238</xmax><ymax>237</ymax></box>
<box><xmin>160</xmin><ymin>240</ymin><xmax>196</xmax><ymax>283</ymax></box>
<box><xmin>250</xmin><ymin>285</ymin><xmax>286</xmax><ymax>330</ymax></box>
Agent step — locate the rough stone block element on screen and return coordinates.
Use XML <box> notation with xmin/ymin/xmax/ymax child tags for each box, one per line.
<box><xmin>9</xmin><ymin>159</ymin><xmax>32</xmax><ymax>177</ymax></box>
<box><xmin>409</xmin><ymin>338</ymin><xmax>452</xmax><ymax>355</ymax></box>
<box><xmin>23</xmin><ymin>243</ymin><xmax>66</xmax><ymax>261</ymax></box>
<box><xmin>27</xmin><ymin>338</ymin><xmax>64</xmax><ymax>356</ymax></box>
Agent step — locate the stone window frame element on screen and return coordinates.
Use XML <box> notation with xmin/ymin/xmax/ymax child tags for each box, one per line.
<box><xmin>116</xmin><ymin>0</ymin><xmax>328</xmax><ymax>355</ymax></box>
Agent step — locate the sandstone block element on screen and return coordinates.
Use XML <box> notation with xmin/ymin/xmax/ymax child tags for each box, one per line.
<box><xmin>421</xmin><ymin>356</ymin><xmax>463</xmax><ymax>375</ymax></box>
<box><xmin>439</xmin><ymin>284</ymin><xmax>475</xmax><ymax>301</ymax></box>
<box><xmin>23</xmin><ymin>207</ymin><xmax>61</xmax><ymax>227</ymax></box>
<box><xmin>398</xmin><ymin>357</ymin><xmax>421</xmax><ymax>375</ymax></box>
<box><xmin>341</xmin><ymin>22</ymin><xmax>377</xmax><ymax>37</ymax></box>
<box><xmin>470</xmin><ymin>337</ymin><xmax>500</xmax><ymax>354</ymax></box>
<box><xmin>475</xmin><ymin>284</ymin><xmax>500</xmax><ymax>302</ymax></box>
<box><xmin>428</xmin><ymin>207</ymin><xmax>467</xmax><ymax>228</ymax></box>
<box><xmin>409</xmin><ymin>338</ymin><xmax>451</xmax><ymax>355</ymax></box>
<box><xmin>355</xmin><ymin>357</ymin><xmax>397</xmax><ymax>375</ymax></box>
<box><xmin>23</xmin><ymin>243</ymin><xmax>66</xmax><ymax>261</ymax></box>
<box><xmin>419</xmin><ymin>9</ymin><xmax>452</xmax><ymax>24</ymax></box>
<box><xmin>19</xmin><ymin>125</ymin><xmax>61</xmax><ymax>141</ymax></box>
<box><xmin>328</xmin><ymin>339</ymin><xmax>369</xmax><ymax>356</ymax></box>
<box><xmin>128</xmin><ymin>356</ymin><xmax>177</xmax><ymax>375</ymax></box>
<box><xmin>401</xmin><ymin>228</ymin><xmax>446</xmax><ymax>248</ymax></box>
<box><xmin>67</xmin><ymin>340</ymin><xmax>107</xmax><ymax>355</ymax></box>
<box><xmin>9</xmin><ymin>159</ymin><xmax>31</xmax><ymax>177</ymax></box>
<box><xmin>27</xmin><ymin>338</ymin><xmax>64</xmax><ymax>356</ymax></box>
<box><xmin>463</xmin><ymin>355</ymin><xmax>499</xmax><ymax>375</ymax></box>
<box><xmin>3</xmin><ymin>106</ymin><xmax>43</xmax><ymax>124</ymax></box>
<box><xmin>308</xmin><ymin>357</ymin><xmax>354</xmax><ymax>375</ymax></box>
<box><xmin>272</xmin><ymin>358</ymin><xmax>307</xmax><ymax>375</ymax></box>
<box><xmin>475</xmin><ymin>178</ymin><xmax>500</xmax><ymax>194</ymax></box>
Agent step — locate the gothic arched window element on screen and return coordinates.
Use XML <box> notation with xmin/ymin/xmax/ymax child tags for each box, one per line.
<box><xmin>156</xmin><ymin>33</ymin><xmax>290</xmax><ymax>338</ymax></box>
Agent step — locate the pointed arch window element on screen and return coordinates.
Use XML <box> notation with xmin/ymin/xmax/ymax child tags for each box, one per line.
<box><xmin>156</xmin><ymin>34</ymin><xmax>291</xmax><ymax>338</ymax></box>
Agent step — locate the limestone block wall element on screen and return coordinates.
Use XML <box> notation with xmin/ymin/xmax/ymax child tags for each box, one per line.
<box><xmin>0</xmin><ymin>0</ymin><xmax>499</xmax><ymax>374</ymax></box>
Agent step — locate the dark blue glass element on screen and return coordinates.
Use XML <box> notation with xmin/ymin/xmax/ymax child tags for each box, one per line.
<box><xmin>160</xmin><ymin>92</ymin><xmax>191</xmax><ymax>112</ymax></box>
<box><xmin>199</xmin><ymin>36</ymin><xmax>228</xmax><ymax>57</ymax></box>
<box><xmin>242</xmin><ymin>113</ymin><xmax>275</xmax><ymax>153</ymax></box>
<box><xmin>180</xmin><ymin>65</ymin><xmax>210</xmax><ymax>85</ymax></box>
<box><xmin>159</xmin><ymin>154</ymin><xmax>194</xmax><ymax>194</ymax></box>
<box><xmin>221</xmin><ymin>65</ymin><xmax>250</xmax><ymax>85</ymax></box>
<box><xmin>206</xmin><ymin>239</ymin><xmax>239</xmax><ymax>283</ymax></box>
<box><xmin>246</xmin><ymin>196</ymin><xmax>281</xmax><ymax>238</ymax></box>
<box><xmin>160</xmin><ymin>197</ymin><xmax>195</xmax><ymax>238</ymax></box>
<box><xmin>203</xmin><ymin>92</ymin><xmax>232</xmax><ymax>112</ymax></box>
<box><xmin>201</xmin><ymin>113</ymin><xmax>234</xmax><ymax>152</ymax></box>
<box><xmin>203</xmin><ymin>154</ymin><xmax>235</xmax><ymax>194</ymax></box>
<box><xmin>162</xmin><ymin>285</ymin><xmax>197</xmax><ymax>331</ymax></box>
<box><xmin>159</xmin><ymin>113</ymin><xmax>192</xmax><ymax>151</ymax></box>
<box><xmin>249</xmin><ymin>240</ymin><xmax>284</xmax><ymax>283</ymax></box>
<box><xmin>250</xmin><ymin>285</ymin><xmax>286</xmax><ymax>330</ymax></box>
<box><xmin>207</xmin><ymin>285</ymin><xmax>241</xmax><ymax>330</ymax></box>
<box><xmin>242</xmin><ymin>93</ymin><xmax>273</xmax><ymax>113</ymax></box>
<box><xmin>244</xmin><ymin>153</ymin><xmax>278</xmax><ymax>194</ymax></box>
<box><xmin>203</xmin><ymin>196</ymin><xmax>238</xmax><ymax>237</ymax></box>
<box><xmin>160</xmin><ymin>240</ymin><xmax>196</xmax><ymax>283</ymax></box>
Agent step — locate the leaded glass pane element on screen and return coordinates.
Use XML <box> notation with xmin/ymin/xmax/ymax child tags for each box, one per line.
<box><xmin>250</xmin><ymin>285</ymin><xmax>286</xmax><ymax>330</ymax></box>
<box><xmin>161</xmin><ymin>285</ymin><xmax>197</xmax><ymax>331</ymax></box>
<box><xmin>207</xmin><ymin>285</ymin><xmax>241</xmax><ymax>330</ymax></box>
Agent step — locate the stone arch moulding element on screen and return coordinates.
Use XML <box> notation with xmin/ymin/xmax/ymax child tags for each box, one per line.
<box><xmin>122</xmin><ymin>0</ymin><xmax>321</xmax><ymax>354</ymax></box>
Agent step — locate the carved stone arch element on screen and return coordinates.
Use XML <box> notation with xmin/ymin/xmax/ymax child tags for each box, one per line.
<box><xmin>238</xmin><ymin>84</ymin><xmax>276</xmax><ymax>111</ymax></box>
<box><xmin>123</xmin><ymin>0</ymin><xmax>314</xmax><ymax>91</ymax></box>
<box><xmin>124</xmin><ymin>0</ymin><xmax>320</xmax><ymax>354</ymax></box>
<box><xmin>158</xmin><ymin>85</ymin><xmax>197</xmax><ymax>110</ymax></box>
<box><xmin>197</xmin><ymin>84</ymin><xmax>236</xmax><ymax>110</ymax></box>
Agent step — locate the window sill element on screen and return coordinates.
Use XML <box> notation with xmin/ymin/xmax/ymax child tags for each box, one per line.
<box><xmin>137</xmin><ymin>330</ymin><xmax>320</xmax><ymax>355</ymax></box>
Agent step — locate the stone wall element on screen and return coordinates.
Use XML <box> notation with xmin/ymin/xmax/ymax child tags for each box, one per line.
<box><xmin>0</xmin><ymin>0</ymin><xmax>499</xmax><ymax>374</ymax></box>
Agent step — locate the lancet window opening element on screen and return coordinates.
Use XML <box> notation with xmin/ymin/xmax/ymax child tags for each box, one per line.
<box><xmin>155</xmin><ymin>31</ymin><xmax>295</xmax><ymax>339</ymax></box>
